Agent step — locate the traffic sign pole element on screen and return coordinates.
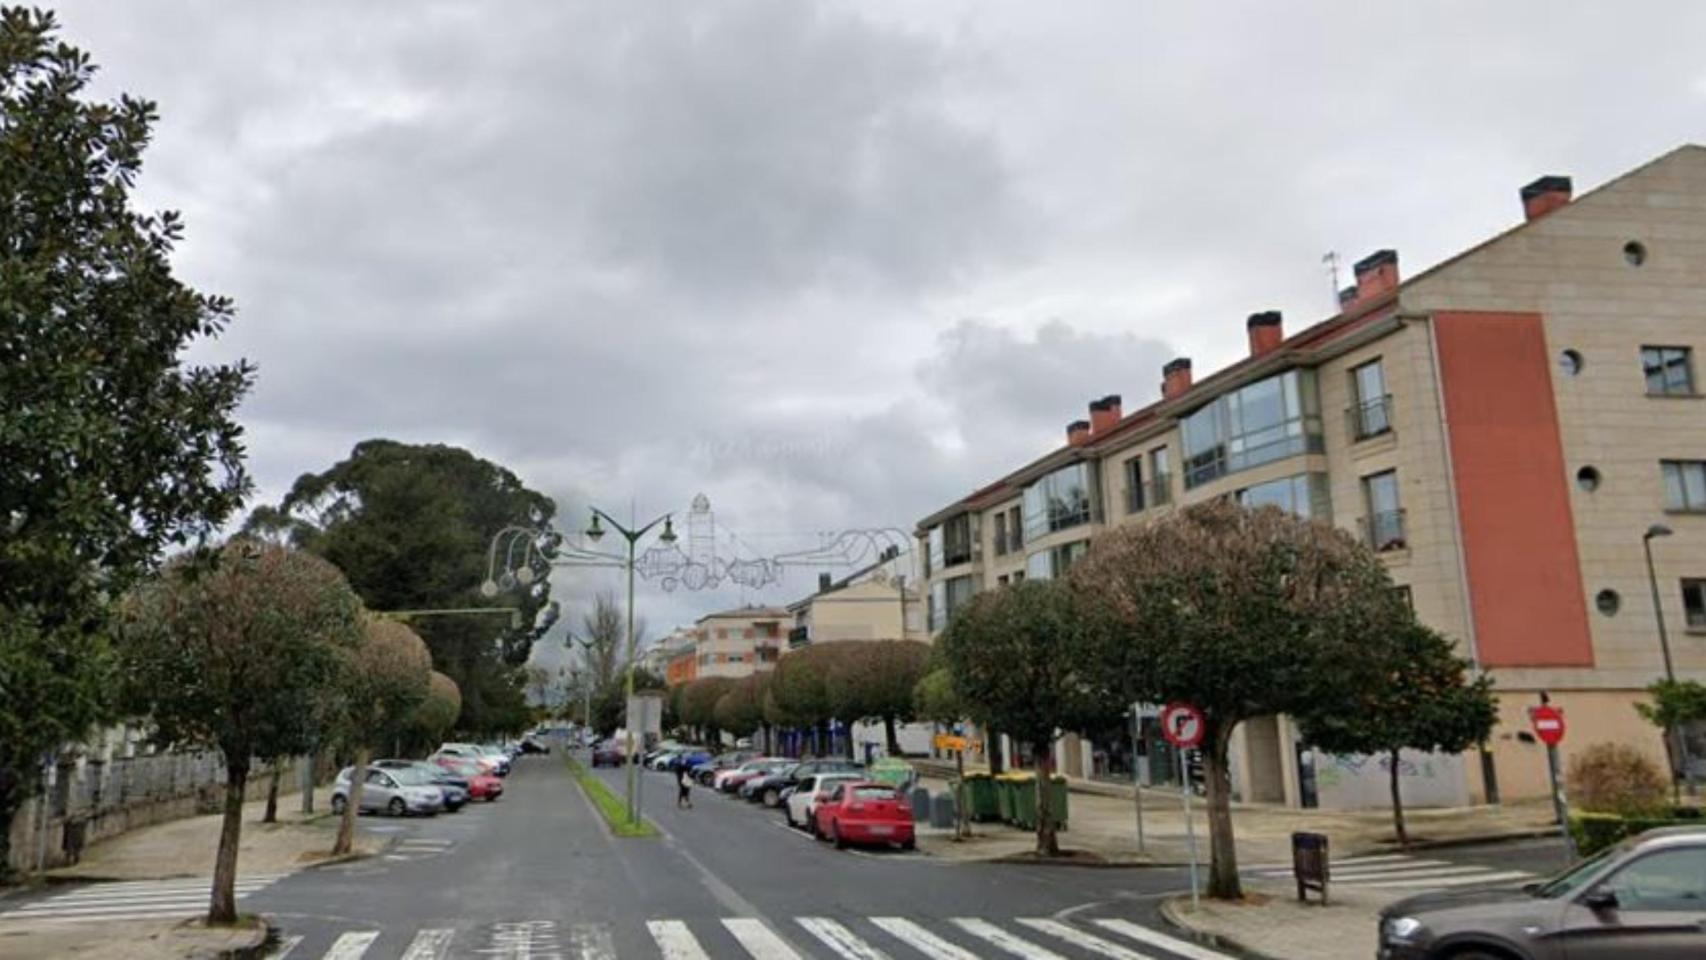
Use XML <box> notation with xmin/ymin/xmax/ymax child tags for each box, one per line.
<box><xmin>1182</xmin><ymin>753</ymin><xmax>1199</xmax><ymax>912</ymax></box>
<box><xmin>1531</xmin><ymin>696</ymin><xmax>1576</xmax><ymax>864</ymax></box>
<box><xmin>1160</xmin><ymin>703</ymin><xmax>1206</xmax><ymax>912</ymax></box>
<box><xmin>1130</xmin><ymin>705</ymin><xmax>1146</xmax><ymax>857</ymax></box>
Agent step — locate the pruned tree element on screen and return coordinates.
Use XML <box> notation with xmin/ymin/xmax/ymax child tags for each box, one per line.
<box><xmin>680</xmin><ymin>677</ymin><xmax>737</xmax><ymax>743</ymax></box>
<box><xmin>1295</xmin><ymin>619</ymin><xmax>1497</xmax><ymax>847</ymax></box>
<box><xmin>1072</xmin><ymin>500</ymin><xmax>1408</xmax><ymax>898</ymax></box>
<box><xmin>407</xmin><ymin>671</ymin><xmax>463</xmax><ymax>754</ymax></box>
<box><xmin>713</xmin><ymin>674</ymin><xmax>764</xmax><ymax>741</ymax></box>
<box><xmin>331</xmin><ymin>619</ymin><xmax>432</xmax><ymax>856</ymax></box>
<box><xmin>938</xmin><ymin>580</ymin><xmax>1121</xmax><ymax>856</ymax></box>
<box><xmin>773</xmin><ymin>644</ymin><xmax>848</xmax><ymax>755</ymax></box>
<box><xmin>117</xmin><ymin>542</ymin><xmax>364</xmax><ymax>923</ymax></box>
<box><xmin>0</xmin><ymin>6</ymin><xmax>253</xmax><ymax>877</ymax></box>
<box><xmin>837</xmin><ymin>641</ymin><xmax>930</xmax><ymax>755</ymax></box>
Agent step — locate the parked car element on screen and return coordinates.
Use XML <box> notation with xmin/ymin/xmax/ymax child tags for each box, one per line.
<box><xmin>665</xmin><ymin>749</ymin><xmax>712</xmax><ymax>773</ymax></box>
<box><xmin>716</xmin><ymin>758</ymin><xmax>791</xmax><ymax>794</ymax></box>
<box><xmin>374</xmin><ymin>759</ymin><xmax>468</xmax><ymax>811</ymax></box>
<box><xmin>785</xmin><ymin>772</ymin><xmax>864</xmax><ymax>829</ymax></box>
<box><xmin>1377</xmin><ymin>825</ymin><xmax>1706</xmax><ymax>958</ymax></box>
<box><xmin>812</xmin><ymin>781</ymin><xmax>914</xmax><ymax>850</ymax></box>
<box><xmin>647</xmin><ymin>749</ymin><xmax>684</xmax><ymax>771</ymax></box>
<box><xmin>430</xmin><ymin>748</ymin><xmax>500</xmax><ymax>777</ymax></box>
<box><xmin>474</xmin><ymin>744</ymin><xmax>513</xmax><ymax>776</ymax></box>
<box><xmin>591</xmin><ymin>742</ymin><xmax>627</xmax><ymax>768</ymax></box>
<box><xmin>437</xmin><ymin>743</ymin><xmax>504</xmax><ymax>776</ymax></box>
<box><xmin>432</xmin><ymin>757</ymin><xmax>504</xmax><ymax>801</ymax></box>
<box><xmin>519</xmin><ymin>735</ymin><xmax>549</xmax><ymax>754</ymax></box>
<box><xmin>693</xmin><ymin>752</ymin><xmax>752</xmax><ymax>785</ymax></box>
<box><xmin>747</xmin><ymin>758</ymin><xmax>862</xmax><ymax>808</ymax></box>
<box><xmin>330</xmin><ymin>765</ymin><xmax>444</xmax><ymax>817</ymax></box>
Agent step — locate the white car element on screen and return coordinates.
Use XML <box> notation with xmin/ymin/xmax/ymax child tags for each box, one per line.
<box><xmin>785</xmin><ymin>772</ymin><xmax>863</xmax><ymax>829</ymax></box>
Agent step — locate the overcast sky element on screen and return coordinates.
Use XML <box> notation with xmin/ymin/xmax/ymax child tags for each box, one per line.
<box><xmin>54</xmin><ymin>1</ymin><xmax>1706</xmax><ymax>660</ymax></box>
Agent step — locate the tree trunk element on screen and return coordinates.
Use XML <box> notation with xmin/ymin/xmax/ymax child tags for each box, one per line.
<box><xmin>845</xmin><ymin>724</ymin><xmax>857</xmax><ymax>761</ymax></box>
<box><xmin>1203</xmin><ymin>724</ymin><xmax>1242</xmax><ymax>900</ymax></box>
<box><xmin>884</xmin><ymin>715</ymin><xmax>901</xmax><ymax>757</ymax></box>
<box><xmin>0</xmin><ymin>773</ymin><xmax>23</xmax><ymax>884</ymax></box>
<box><xmin>209</xmin><ymin>757</ymin><xmax>249</xmax><ymax>924</ymax></box>
<box><xmin>954</xmin><ymin>748</ymin><xmax>968</xmax><ymax>841</ymax></box>
<box><xmin>987</xmin><ymin>726</ymin><xmax>1005</xmax><ymax>774</ymax></box>
<box><xmin>1389</xmin><ymin>748</ymin><xmax>1409</xmax><ymax>848</ymax></box>
<box><xmin>1034</xmin><ymin>742</ymin><xmax>1059</xmax><ymax>856</ymax></box>
<box><xmin>262</xmin><ymin>765</ymin><xmax>281</xmax><ymax>824</ymax></box>
<box><xmin>332</xmin><ymin>746</ymin><xmax>368</xmax><ymax>856</ymax></box>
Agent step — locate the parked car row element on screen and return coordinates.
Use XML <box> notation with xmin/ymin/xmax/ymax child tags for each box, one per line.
<box><xmin>328</xmin><ymin>739</ymin><xmax>534</xmax><ymax>817</ymax></box>
<box><xmin>656</xmin><ymin>752</ymin><xmax>916</xmax><ymax>851</ymax></box>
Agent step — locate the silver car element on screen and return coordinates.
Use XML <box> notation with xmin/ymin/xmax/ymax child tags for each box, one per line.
<box><xmin>330</xmin><ymin>765</ymin><xmax>443</xmax><ymax>817</ymax></box>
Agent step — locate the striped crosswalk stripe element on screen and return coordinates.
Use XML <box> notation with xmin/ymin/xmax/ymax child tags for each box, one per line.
<box><xmin>398</xmin><ymin>927</ymin><xmax>454</xmax><ymax>960</ymax></box>
<box><xmin>262</xmin><ymin>934</ymin><xmax>303</xmax><ymax>959</ymax></box>
<box><xmin>0</xmin><ymin>876</ymin><xmax>281</xmax><ymax>922</ymax></box>
<box><xmin>952</xmin><ymin>918</ymin><xmax>1070</xmax><ymax>960</ymax></box>
<box><xmin>798</xmin><ymin>917</ymin><xmax>890</xmax><ymax>959</ymax></box>
<box><xmin>1094</xmin><ymin>919</ymin><xmax>1236</xmax><ymax>960</ymax></box>
<box><xmin>1018</xmin><ymin>919</ymin><xmax>1155</xmax><ymax>959</ymax></box>
<box><xmin>570</xmin><ymin>922</ymin><xmax>618</xmax><ymax>960</ymax></box>
<box><xmin>1356</xmin><ymin>869</ymin><xmax>1534</xmax><ymax>889</ymax></box>
<box><xmin>722</xmin><ymin>917</ymin><xmax>803</xmax><ymax>959</ymax></box>
<box><xmin>647</xmin><ymin>919</ymin><xmax>712</xmax><ymax>959</ymax></box>
<box><xmin>870</xmin><ymin>917</ymin><xmax>982</xmax><ymax>960</ymax></box>
<box><xmin>321</xmin><ymin>930</ymin><xmax>378</xmax><ymax>960</ymax></box>
<box><xmin>1248</xmin><ymin>853</ymin><xmax>1535</xmax><ymax>892</ymax></box>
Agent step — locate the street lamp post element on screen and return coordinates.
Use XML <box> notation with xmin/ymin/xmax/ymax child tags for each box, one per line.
<box><xmin>584</xmin><ymin>507</ymin><xmax>677</xmax><ymax>825</ymax></box>
<box><xmin>1642</xmin><ymin>524</ymin><xmax>1694</xmax><ymax>795</ymax></box>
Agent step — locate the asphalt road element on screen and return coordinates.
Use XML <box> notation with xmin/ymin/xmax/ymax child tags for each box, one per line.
<box><xmin>230</xmin><ymin>753</ymin><xmax>1243</xmax><ymax>959</ymax></box>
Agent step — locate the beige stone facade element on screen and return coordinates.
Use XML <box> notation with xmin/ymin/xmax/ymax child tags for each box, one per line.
<box><xmin>916</xmin><ymin>146</ymin><xmax>1706</xmax><ymax>808</ymax></box>
<box><xmin>690</xmin><ymin>606</ymin><xmax>788</xmax><ymax>679</ymax></box>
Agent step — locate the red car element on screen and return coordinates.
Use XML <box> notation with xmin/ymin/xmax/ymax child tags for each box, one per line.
<box><xmin>434</xmin><ymin>757</ymin><xmax>504</xmax><ymax>801</ymax></box>
<box><xmin>811</xmin><ymin>781</ymin><xmax>914</xmax><ymax>850</ymax></box>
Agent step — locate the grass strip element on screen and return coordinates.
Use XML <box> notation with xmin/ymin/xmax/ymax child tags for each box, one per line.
<box><xmin>566</xmin><ymin>755</ymin><xmax>658</xmax><ymax>838</ymax></box>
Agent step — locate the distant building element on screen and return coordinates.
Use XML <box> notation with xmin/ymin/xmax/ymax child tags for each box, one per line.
<box><xmin>786</xmin><ymin>548</ymin><xmax>924</xmax><ymax>651</ymax></box>
<box><xmin>691</xmin><ymin>605</ymin><xmax>788</xmax><ymax>679</ymax></box>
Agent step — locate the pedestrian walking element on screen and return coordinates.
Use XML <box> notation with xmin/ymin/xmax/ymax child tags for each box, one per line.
<box><xmin>676</xmin><ymin>766</ymin><xmax>693</xmax><ymax>809</ymax></box>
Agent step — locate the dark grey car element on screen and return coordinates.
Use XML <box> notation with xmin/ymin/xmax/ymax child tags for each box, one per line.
<box><xmin>1377</xmin><ymin>826</ymin><xmax>1706</xmax><ymax>959</ymax></box>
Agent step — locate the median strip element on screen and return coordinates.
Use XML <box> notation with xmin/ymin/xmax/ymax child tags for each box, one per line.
<box><xmin>566</xmin><ymin>756</ymin><xmax>658</xmax><ymax>838</ymax></box>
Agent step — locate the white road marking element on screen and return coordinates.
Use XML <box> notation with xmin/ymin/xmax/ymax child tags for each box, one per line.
<box><xmin>1093</xmin><ymin>919</ymin><xmax>1237</xmax><ymax>960</ymax></box>
<box><xmin>870</xmin><ymin>918</ymin><xmax>981</xmax><ymax>960</ymax></box>
<box><xmin>399</xmin><ymin>928</ymin><xmax>455</xmax><ymax>960</ymax></box>
<box><xmin>722</xmin><ymin>918</ymin><xmax>803</xmax><ymax>959</ymax></box>
<box><xmin>1019</xmin><ymin>919</ymin><xmax>1155</xmax><ymax>959</ymax></box>
<box><xmin>951</xmin><ymin>918</ymin><xmax>1069</xmax><ymax>960</ymax></box>
<box><xmin>798</xmin><ymin>917</ymin><xmax>890</xmax><ymax>959</ymax></box>
<box><xmin>647</xmin><ymin>920</ymin><xmax>711</xmax><ymax>960</ymax></box>
<box><xmin>263</xmin><ymin>934</ymin><xmax>303</xmax><ymax>959</ymax></box>
<box><xmin>1317</xmin><ymin>864</ymin><xmax>1512</xmax><ymax>882</ymax></box>
<box><xmin>322</xmin><ymin>931</ymin><xmax>380</xmax><ymax>960</ymax></box>
<box><xmin>475</xmin><ymin>919</ymin><xmax>562</xmax><ymax>959</ymax></box>
<box><xmin>569</xmin><ymin>922</ymin><xmax>616</xmax><ymax>960</ymax></box>
<box><xmin>1356</xmin><ymin>870</ymin><xmax>1535</xmax><ymax>889</ymax></box>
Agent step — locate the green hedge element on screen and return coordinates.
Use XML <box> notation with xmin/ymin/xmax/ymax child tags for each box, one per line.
<box><xmin>1569</xmin><ymin>807</ymin><xmax>1702</xmax><ymax>856</ymax></box>
<box><xmin>566</xmin><ymin>756</ymin><xmax>657</xmax><ymax>838</ymax></box>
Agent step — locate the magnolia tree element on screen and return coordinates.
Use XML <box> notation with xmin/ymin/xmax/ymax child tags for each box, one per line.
<box><xmin>1072</xmin><ymin>500</ymin><xmax>1408</xmax><ymax>898</ymax></box>
<box><xmin>331</xmin><ymin>619</ymin><xmax>431</xmax><ymax>856</ymax></box>
<box><xmin>938</xmin><ymin>580</ymin><xmax>1121</xmax><ymax>856</ymax></box>
<box><xmin>118</xmin><ymin>543</ymin><xmax>364</xmax><ymax>924</ymax></box>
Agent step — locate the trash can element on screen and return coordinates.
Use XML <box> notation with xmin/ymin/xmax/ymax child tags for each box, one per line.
<box><xmin>994</xmin><ymin>773</ymin><xmax>1017</xmax><ymax>824</ymax></box>
<box><xmin>909</xmin><ymin>786</ymin><xmax>931</xmax><ymax>822</ymax></box>
<box><xmin>1045</xmin><ymin>774</ymin><xmax>1069</xmax><ymax>831</ymax></box>
<box><xmin>1292</xmin><ymin>831</ymin><xmax>1330</xmax><ymax>904</ymax></box>
<box><xmin>930</xmin><ymin>791</ymin><xmax>957</xmax><ymax>829</ymax></box>
<box><xmin>1007</xmin><ymin>772</ymin><xmax>1038</xmax><ymax>829</ymax></box>
<box><xmin>960</xmin><ymin>773</ymin><xmax>999</xmax><ymax>822</ymax></box>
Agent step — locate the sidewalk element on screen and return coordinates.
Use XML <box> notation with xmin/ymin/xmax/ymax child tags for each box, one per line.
<box><xmin>0</xmin><ymin>916</ymin><xmax>269</xmax><ymax>960</ymax></box>
<box><xmin>914</xmin><ymin>773</ymin><xmax>1556</xmax><ymax>866</ymax></box>
<box><xmin>1163</xmin><ymin>881</ymin><xmax>1396</xmax><ymax>960</ymax></box>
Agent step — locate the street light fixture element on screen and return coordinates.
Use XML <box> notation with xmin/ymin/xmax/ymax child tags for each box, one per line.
<box><xmin>1642</xmin><ymin>523</ymin><xmax>1694</xmax><ymax>795</ymax></box>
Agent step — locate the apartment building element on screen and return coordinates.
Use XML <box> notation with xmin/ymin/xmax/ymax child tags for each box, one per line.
<box><xmin>648</xmin><ymin>627</ymin><xmax>699</xmax><ymax>687</ymax></box>
<box><xmin>785</xmin><ymin>549</ymin><xmax>925</xmax><ymax>651</ymax></box>
<box><xmin>689</xmin><ymin>605</ymin><xmax>789</xmax><ymax>679</ymax></box>
<box><xmin>916</xmin><ymin>145</ymin><xmax>1706</xmax><ymax>809</ymax></box>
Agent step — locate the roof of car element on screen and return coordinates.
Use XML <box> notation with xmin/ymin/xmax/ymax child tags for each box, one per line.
<box><xmin>1630</xmin><ymin>825</ymin><xmax>1706</xmax><ymax>848</ymax></box>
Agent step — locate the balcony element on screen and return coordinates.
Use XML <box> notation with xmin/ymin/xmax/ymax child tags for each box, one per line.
<box><xmin>1347</xmin><ymin>395</ymin><xmax>1395</xmax><ymax>442</ymax></box>
<box><xmin>1362</xmin><ymin>509</ymin><xmax>1408</xmax><ymax>553</ymax></box>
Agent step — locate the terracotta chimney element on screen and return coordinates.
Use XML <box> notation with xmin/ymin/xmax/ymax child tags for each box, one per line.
<box><xmin>1160</xmin><ymin>358</ymin><xmax>1193</xmax><ymax>401</ymax></box>
<box><xmin>1088</xmin><ymin>394</ymin><xmax>1122</xmax><ymax>435</ymax></box>
<box><xmin>1247</xmin><ymin>311</ymin><xmax>1284</xmax><ymax>357</ymax></box>
<box><xmin>1353</xmin><ymin>249</ymin><xmax>1400</xmax><ymax>302</ymax></box>
<box><xmin>1066</xmin><ymin>419</ymin><xmax>1091</xmax><ymax>446</ymax></box>
<box><xmin>1338</xmin><ymin>286</ymin><xmax>1357</xmax><ymax>309</ymax></box>
<box><xmin>1520</xmin><ymin>175</ymin><xmax>1572</xmax><ymax>222</ymax></box>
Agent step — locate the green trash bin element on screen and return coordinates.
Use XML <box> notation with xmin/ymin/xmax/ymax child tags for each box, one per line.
<box><xmin>994</xmin><ymin>773</ymin><xmax>1017</xmax><ymax>824</ymax></box>
<box><xmin>868</xmin><ymin>757</ymin><xmax>914</xmax><ymax>789</ymax></box>
<box><xmin>961</xmin><ymin>773</ymin><xmax>999</xmax><ymax>822</ymax></box>
<box><xmin>1007</xmin><ymin>772</ymin><xmax>1038</xmax><ymax>829</ymax></box>
<box><xmin>1046</xmin><ymin>774</ymin><xmax>1069</xmax><ymax>831</ymax></box>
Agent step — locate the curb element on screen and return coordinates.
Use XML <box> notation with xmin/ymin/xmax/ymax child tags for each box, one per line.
<box><xmin>218</xmin><ymin>914</ymin><xmax>273</xmax><ymax>960</ymax></box>
<box><xmin>1353</xmin><ymin>828</ymin><xmax>1559</xmax><ymax>855</ymax></box>
<box><xmin>1158</xmin><ymin>896</ymin><xmax>1280</xmax><ymax>960</ymax></box>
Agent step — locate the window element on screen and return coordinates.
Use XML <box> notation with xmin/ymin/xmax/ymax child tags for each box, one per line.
<box><xmin>1236</xmin><ymin>474</ymin><xmax>1329</xmax><ymax>519</ymax></box>
<box><xmin>928</xmin><ymin>575</ymin><xmax>976</xmax><ymax>631</ymax></box>
<box><xmin>1576</xmin><ymin>466</ymin><xmax>1601</xmax><ymax>492</ymax></box>
<box><xmin>1182</xmin><ymin>370</ymin><xmax>1323</xmax><ymax>488</ymax></box>
<box><xmin>1022</xmin><ymin>462</ymin><xmax>1100</xmax><ymax>539</ymax></box>
<box><xmin>1393</xmin><ymin>584</ymin><xmax>1413</xmax><ymax>609</ymax></box>
<box><xmin>1362</xmin><ymin>470</ymin><xmax>1405</xmax><ymax>551</ymax></box>
<box><xmin>1349</xmin><ymin>359</ymin><xmax>1392</xmax><ymax>440</ymax></box>
<box><xmin>1559</xmin><ymin>349</ymin><xmax>1583</xmax><ymax>377</ymax></box>
<box><xmin>941</xmin><ymin>514</ymin><xmax>975</xmax><ymax>567</ymax></box>
<box><xmin>1685</xmin><ymin>580</ymin><xmax>1706</xmax><ymax>630</ymax></box>
<box><xmin>1124</xmin><ymin>457</ymin><xmax>1144</xmax><ymax>513</ymax></box>
<box><xmin>1149</xmin><ymin>447</ymin><xmax>1172</xmax><ymax>506</ymax></box>
<box><xmin>1008</xmin><ymin>506</ymin><xmax>1022</xmax><ymax>552</ymax></box>
<box><xmin>1601</xmin><ymin>848</ymin><xmax>1706</xmax><ymax>911</ymax></box>
<box><xmin>1025</xmin><ymin>540</ymin><xmax>1088</xmax><ymax>581</ymax></box>
<box><xmin>1624</xmin><ymin>240</ymin><xmax>1648</xmax><ymax>267</ymax></box>
<box><xmin>996</xmin><ymin>574</ymin><xmax>1009</xmax><ymax>587</ymax></box>
<box><xmin>1596</xmin><ymin>589</ymin><xmax>1621</xmax><ymax>617</ymax></box>
<box><xmin>1642</xmin><ymin>346</ymin><xmax>1695</xmax><ymax>396</ymax></box>
<box><xmin>993</xmin><ymin>513</ymin><xmax>1008</xmax><ymax>555</ymax></box>
<box><xmin>926</xmin><ymin>525</ymin><xmax>943</xmax><ymax>576</ymax></box>
<box><xmin>1662</xmin><ymin>460</ymin><xmax>1706</xmax><ymax>512</ymax></box>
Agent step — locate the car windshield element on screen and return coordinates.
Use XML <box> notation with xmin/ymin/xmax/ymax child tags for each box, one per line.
<box><xmin>446</xmin><ymin>760</ymin><xmax>481</xmax><ymax>777</ymax></box>
<box><xmin>1532</xmin><ymin>843</ymin><xmax>1622</xmax><ymax>898</ymax></box>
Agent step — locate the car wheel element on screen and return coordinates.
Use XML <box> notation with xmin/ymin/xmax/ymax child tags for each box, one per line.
<box><xmin>387</xmin><ymin>797</ymin><xmax>406</xmax><ymax>817</ymax></box>
<box><xmin>330</xmin><ymin>795</ymin><xmax>347</xmax><ymax>816</ymax></box>
<box><xmin>832</xmin><ymin>823</ymin><xmax>847</xmax><ymax>850</ymax></box>
<box><xmin>785</xmin><ymin>808</ymin><xmax>796</xmax><ymax>828</ymax></box>
<box><xmin>901</xmin><ymin>839</ymin><xmax>916</xmax><ymax>851</ymax></box>
<box><xmin>763</xmin><ymin>788</ymin><xmax>780</xmax><ymax>807</ymax></box>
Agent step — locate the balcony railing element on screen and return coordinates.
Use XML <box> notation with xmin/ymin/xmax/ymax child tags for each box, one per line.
<box><xmin>1348</xmin><ymin>395</ymin><xmax>1395</xmax><ymax>442</ymax></box>
<box><xmin>788</xmin><ymin>625</ymin><xmax>810</xmax><ymax>648</ymax></box>
<box><xmin>1125</xmin><ymin>483</ymin><xmax>1145</xmax><ymax>514</ymax></box>
<box><xmin>1362</xmin><ymin>509</ymin><xmax>1408</xmax><ymax>553</ymax></box>
<box><xmin>1148</xmin><ymin>474</ymin><xmax>1173</xmax><ymax>507</ymax></box>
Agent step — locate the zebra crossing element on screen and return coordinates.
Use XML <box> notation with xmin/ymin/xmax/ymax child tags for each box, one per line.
<box><xmin>385</xmin><ymin>836</ymin><xmax>457</xmax><ymax>863</ymax></box>
<box><xmin>0</xmin><ymin>874</ymin><xmax>285</xmax><ymax>924</ymax></box>
<box><xmin>1247</xmin><ymin>852</ymin><xmax>1535</xmax><ymax>891</ymax></box>
<box><xmin>259</xmin><ymin>915</ymin><xmax>1238</xmax><ymax>960</ymax></box>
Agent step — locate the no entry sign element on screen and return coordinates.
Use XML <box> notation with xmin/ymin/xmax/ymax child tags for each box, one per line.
<box><xmin>1160</xmin><ymin>703</ymin><xmax>1206</xmax><ymax>750</ymax></box>
<box><xmin>1530</xmin><ymin>705</ymin><xmax>1565</xmax><ymax>746</ymax></box>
